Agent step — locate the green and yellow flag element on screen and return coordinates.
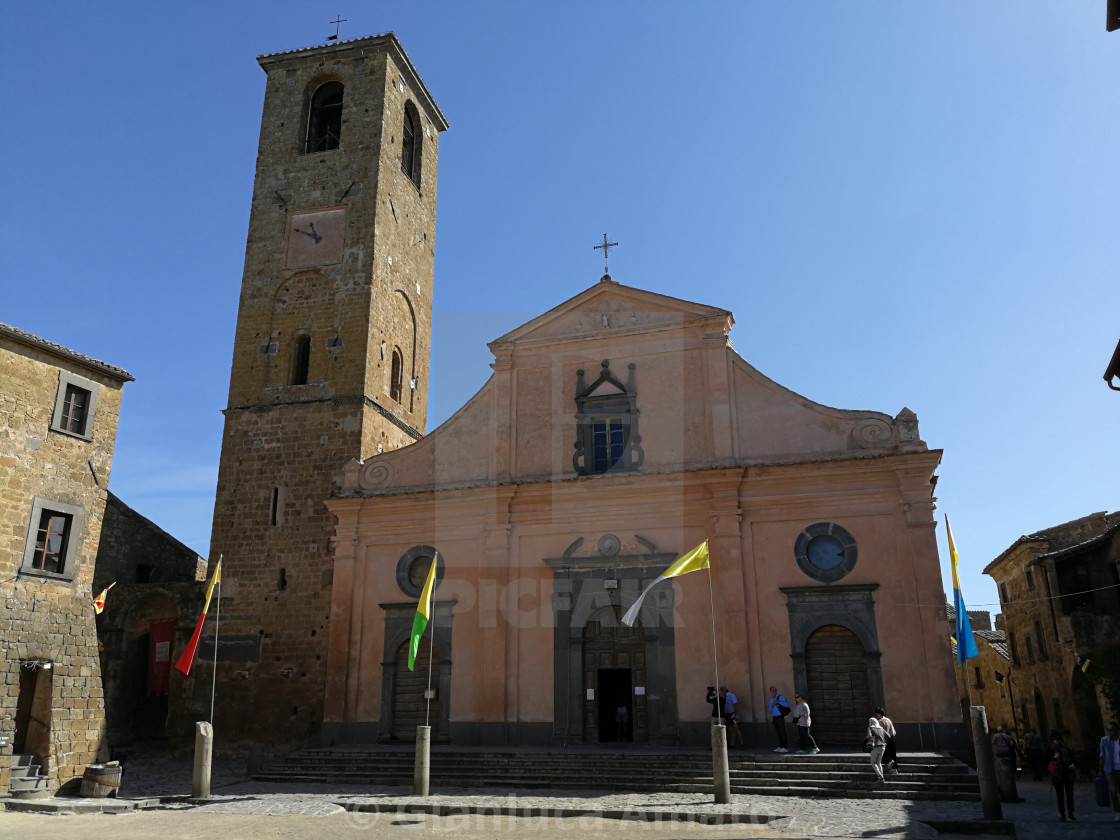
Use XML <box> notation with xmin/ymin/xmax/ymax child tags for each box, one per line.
<box><xmin>621</xmin><ymin>541</ymin><xmax>709</xmax><ymax>627</ymax></box>
<box><xmin>407</xmin><ymin>558</ymin><xmax>438</xmax><ymax>671</ymax></box>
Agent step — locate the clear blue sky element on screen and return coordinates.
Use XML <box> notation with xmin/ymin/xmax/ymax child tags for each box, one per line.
<box><xmin>2</xmin><ymin>2</ymin><xmax>1116</xmax><ymax>615</ymax></box>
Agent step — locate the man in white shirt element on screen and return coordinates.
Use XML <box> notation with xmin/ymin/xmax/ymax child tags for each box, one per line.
<box><xmin>721</xmin><ymin>686</ymin><xmax>743</xmax><ymax>747</ymax></box>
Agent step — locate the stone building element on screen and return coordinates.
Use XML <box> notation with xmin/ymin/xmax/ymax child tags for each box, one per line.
<box><xmin>323</xmin><ymin>277</ymin><xmax>962</xmax><ymax>750</ymax></box>
<box><xmin>947</xmin><ymin>607</ymin><xmax>1015</xmax><ymax>740</ymax></box>
<box><xmin>92</xmin><ymin>493</ymin><xmax>206</xmax><ymax>747</ymax></box>
<box><xmin>0</xmin><ymin>323</ymin><xmax>132</xmax><ymax>795</ymax></box>
<box><xmin>184</xmin><ymin>33</ymin><xmax>449</xmax><ymax>747</ymax></box>
<box><xmin>983</xmin><ymin>511</ymin><xmax>1120</xmax><ymax>754</ymax></box>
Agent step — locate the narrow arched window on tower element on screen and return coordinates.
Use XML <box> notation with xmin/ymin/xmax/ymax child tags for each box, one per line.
<box><xmin>390</xmin><ymin>348</ymin><xmax>403</xmax><ymax>403</ymax></box>
<box><xmin>291</xmin><ymin>336</ymin><xmax>311</xmax><ymax>385</ymax></box>
<box><xmin>400</xmin><ymin>104</ymin><xmax>422</xmax><ymax>188</ymax></box>
<box><xmin>305</xmin><ymin>81</ymin><xmax>344</xmax><ymax>153</ymax></box>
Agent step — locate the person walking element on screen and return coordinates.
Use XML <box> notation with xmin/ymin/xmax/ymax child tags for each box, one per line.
<box><xmin>874</xmin><ymin>708</ymin><xmax>897</xmax><ymax>773</ymax></box>
<box><xmin>721</xmin><ymin>686</ymin><xmax>743</xmax><ymax>747</ymax></box>
<box><xmin>992</xmin><ymin>724</ymin><xmax>1019</xmax><ymax>802</ymax></box>
<box><xmin>1048</xmin><ymin>732</ymin><xmax>1077</xmax><ymax>822</ymax></box>
<box><xmin>866</xmin><ymin>715</ymin><xmax>888</xmax><ymax>783</ymax></box>
<box><xmin>1024</xmin><ymin>728</ymin><xmax>1046</xmax><ymax>782</ymax></box>
<box><xmin>1099</xmin><ymin>720</ymin><xmax>1120</xmax><ymax>822</ymax></box>
<box><xmin>706</xmin><ymin>685</ymin><xmax>725</xmax><ymax>725</ymax></box>
<box><xmin>767</xmin><ymin>685</ymin><xmax>790</xmax><ymax>753</ymax></box>
<box><xmin>792</xmin><ymin>692</ymin><xmax>819</xmax><ymax>754</ymax></box>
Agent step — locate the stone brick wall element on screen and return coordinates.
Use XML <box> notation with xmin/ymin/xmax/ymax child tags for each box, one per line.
<box><xmin>186</xmin><ymin>37</ymin><xmax>444</xmax><ymax>751</ymax></box>
<box><xmin>93</xmin><ymin>492</ymin><xmax>205</xmax><ymax>589</ymax></box>
<box><xmin>0</xmin><ymin>330</ymin><xmax>129</xmax><ymax>793</ymax></box>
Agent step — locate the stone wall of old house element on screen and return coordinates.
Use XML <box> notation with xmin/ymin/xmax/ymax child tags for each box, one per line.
<box><xmin>94</xmin><ymin>492</ymin><xmax>206</xmax><ymax>589</ymax></box>
<box><xmin>186</xmin><ymin>35</ymin><xmax>447</xmax><ymax>750</ymax></box>
<box><xmin>0</xmin><ymin>326</ymin><xmax>130</xmax><ymax>794</ymax></box>
<box><xmin>985</xmin><ymin>512</ymin><xmax>1120</xmax><ymax>754</ymax></box>
<box><xmin>91</xmin><ymin>492</ymin><xmax>206</xmax><ymax>747</ymax></box>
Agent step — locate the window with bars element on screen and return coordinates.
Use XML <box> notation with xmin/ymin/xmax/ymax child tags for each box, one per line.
<box><xmin>305</xmin><ymin>81</ymin><xmax>343</xmax><ymax>153</ymax></box>
<box><xmin>21</xmin><ymin>498</ymin><xmax>82</xmax><ymax>580</ymax></box>
<box><xmin>1033</xmin><ymin>619</ymin><xmax>1048</xmax><ymax>659</ymax></box>
<box><xmin>50</xmin><ymin>371</ymin><xmax>99</xmax><ymax>440</ymax></box>
<box><xmin>1025</xmin><ymin>635</ymin><xmax>1036</xmax><ymax>664</ymax></box>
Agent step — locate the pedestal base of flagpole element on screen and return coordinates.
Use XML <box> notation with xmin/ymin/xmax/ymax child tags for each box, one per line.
<box><xmin>711</xmin><ymin>723</ymin><xmax>731</xmax><ymax>804</ymax></box>
<box><xmin>969</xmin><ymin>707</ymin><xmax>1002</xmax><ymax>820</ymax></box>
<box><xmin>414</xmin><ymin>725</ymin><xmax>431</xmax><ymax>796</ymax></box>
<box><xmin>192</xmin><ymin>721</ymin><xmax>213</xmax><ymax>799</ymax></box>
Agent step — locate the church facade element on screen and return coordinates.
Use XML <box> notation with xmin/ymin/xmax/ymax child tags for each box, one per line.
<box><xmin>323</xmin><ymin>278</ymin><xmax>961</xmax><ymax>750</ymax></box>
<box><xmin>199</xmin><ymin>32</ymin><xmax>959</xmax><ymax>752</ymax></box>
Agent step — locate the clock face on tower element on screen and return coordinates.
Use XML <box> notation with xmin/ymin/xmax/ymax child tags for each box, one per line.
<box><xmin>284</xmin><ymin>207</ymin><xmax>347</xmax><ymax>269</ymax></box>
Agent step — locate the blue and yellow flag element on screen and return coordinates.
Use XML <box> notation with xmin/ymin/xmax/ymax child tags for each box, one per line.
<box><xmin>946</xmin><ymin>517</ymin><xmax>979</xmax><ymax>663</ymax></box>
<box><xmin>994</xmin><ymin>670</ymin><xmax>1006</xmax><ymax>685</ymax></box>
<box><xmin>1075</xmin><ymin>654</ymin><xmax>1091</xmax><ymax>673</ymax></box>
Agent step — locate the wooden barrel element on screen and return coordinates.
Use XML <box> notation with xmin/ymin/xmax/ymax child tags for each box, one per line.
<box><xmin>80</xmin><ymin>764</ymin><xmax>123</xmax><ymax>798</ymax></box>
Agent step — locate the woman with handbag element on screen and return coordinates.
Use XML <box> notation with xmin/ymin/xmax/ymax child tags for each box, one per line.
<box><xmin>1048</xmin><ymin>732</ymin><xmax>1077</xmax><ymax>822</ymax></box>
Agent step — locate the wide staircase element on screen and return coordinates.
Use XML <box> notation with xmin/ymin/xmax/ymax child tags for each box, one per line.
<box><xmin>8</xmin><ymin>753</ymin><xmax>50</xmax><ymax>799</ymax></box>
<box><xmin>256</xmin><ymin>748</ymin><xmax>979</xmax><ymax>801</ymax></box>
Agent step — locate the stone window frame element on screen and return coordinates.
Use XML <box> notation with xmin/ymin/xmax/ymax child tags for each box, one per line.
<box><xmin>395</xmin><ymin>545</ymin><xmax>444</xmax><ymax>599</ymax></box>
<box><xmin>304</xmin><ymin>80</ymin><xmax>344</xmax><ymax>154</ymax></box>
<box><xmin>400</xmin><ymin>101</ymin><xmax>422</xmax><ymax>189</ymax></box>
<box><xmin>793</xmin><ymin>522</ymin><xmax>858</xmax><ymax>583</ymax></box>
<box><xmin>21</xmin><ymin>497</ymin><xmax>84</xmax><ymax>581</ymax></box>
<box><xmin>49</xmin><ymin>371</ymin><xmax>99</xmax><ymax>441</ymax></box>
<box><xmin>572</xmin><ymin>360</ymin><xmax>644</xmax><ymax>476</ymax></box>
<box><xmin>290</xmin><ymin>335</ymin><xmax>311</xmax><ymax>386</ymax></box>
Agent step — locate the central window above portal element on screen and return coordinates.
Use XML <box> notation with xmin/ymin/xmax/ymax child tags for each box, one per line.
<box><xmin>573</xmin><ymin>359</ymin><xmax>643</xmax><ymax>475</ymax></box>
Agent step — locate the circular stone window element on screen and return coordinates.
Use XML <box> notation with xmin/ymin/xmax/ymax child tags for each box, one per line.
<box><xmin>794</xmin><ymin>523</ymin><xmax>857</xmax><ymax>583</ymax></box>
<box><xmin>396</xmin><ymin>545</ymin><xmax>445</xmax><ymax>598</ymax></box>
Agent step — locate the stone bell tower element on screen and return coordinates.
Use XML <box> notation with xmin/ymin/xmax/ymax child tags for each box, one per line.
<box><xmin>191</xmin><ymin>34</ymin><xmax>447</xmax><ymax>746</ymax></box>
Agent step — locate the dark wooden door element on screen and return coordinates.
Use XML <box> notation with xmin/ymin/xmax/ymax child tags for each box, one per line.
<box><xmin>804</xmin><ymin>625</ymin><xmax>870</xmax><ymax>746</ymax></box>
<box><xmin>392</xmin><ymin>638</ymin><xmax>440</xmax><ymax>741</ymax></box>
<box><xmin>582</xmin><ymin>605</ymin><xmax>647</xmax><ymax>743</ymax></box>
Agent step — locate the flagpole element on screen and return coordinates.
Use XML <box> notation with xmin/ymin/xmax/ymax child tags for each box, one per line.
<box><xmin>706</xmin><ymin>566</ymin><xmax>720</xmax><ymax>703</ymax></box>
<box><xmin>424</xmin><ymin>601</ymin><xmax>434</xmax><ymax>728</ymax></box>
<box><xmin>210</xmin><ymin>555</ymin><xmax>222</xmax><ymax>726</ymax></box>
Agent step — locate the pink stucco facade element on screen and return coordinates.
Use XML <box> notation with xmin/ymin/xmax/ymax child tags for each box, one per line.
<box><xmin>323</xmin><ymin>278</ymin><xmax>960</xmax><ymax>749</ymax></box>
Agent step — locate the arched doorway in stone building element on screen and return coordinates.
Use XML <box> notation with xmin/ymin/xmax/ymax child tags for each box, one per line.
<box><xmin>804</xmin><ymin>625</ymin><xmax>872</xmax><ymax>746</ymax></box>
<box><xmin>582</xmin><ymin>605</ymin><xmax>647</xmax><ymax>744</ymax></box>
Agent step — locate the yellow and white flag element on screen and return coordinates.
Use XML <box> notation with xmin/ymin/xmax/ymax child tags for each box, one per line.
<box><xmin>621</xmin><ymin>541</ymin><xmax>709</xmax><ymax>627</ymax></box>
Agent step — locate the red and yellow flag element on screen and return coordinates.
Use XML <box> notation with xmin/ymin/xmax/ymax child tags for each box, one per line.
<box><xmin>93</xmin><ymin>582</ymin><xmax>116</xmax><ymax>614</ymax></box>
<box><xmin>174</xmin><ymin>559</ymin><xmax>221</xmax><ymax>676</ymax></box>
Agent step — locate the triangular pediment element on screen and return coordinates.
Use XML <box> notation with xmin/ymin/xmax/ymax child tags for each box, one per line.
<box><xmin>489</xmin><ymin>277</ymin><xmax>733</xmax><ymax>351</ymax></box>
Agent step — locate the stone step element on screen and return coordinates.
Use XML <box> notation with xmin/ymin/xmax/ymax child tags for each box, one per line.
<box><xmin>257</xmin><ymin>749</ymin><xmax>978</xmax><ymax>801</ymax></box>
<box><xmin>10</xmin><ymin>753</ymin><xmax>42</xmax><ymax>771</ymax></box>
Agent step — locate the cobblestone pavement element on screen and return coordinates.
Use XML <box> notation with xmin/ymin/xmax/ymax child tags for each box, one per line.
<box><xmin>4</xmin><ymin>751</ymin><xmax>1118</xmax><ymax>839</ymax></box>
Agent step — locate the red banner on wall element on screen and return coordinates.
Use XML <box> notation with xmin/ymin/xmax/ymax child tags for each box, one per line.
<box><xmin>148</xmin><ymin>618</ymin><xmax>176</xmax><ymax>695</ymax></box>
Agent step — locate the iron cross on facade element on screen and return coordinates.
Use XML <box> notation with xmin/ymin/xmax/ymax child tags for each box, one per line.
<box><xmin>327</xmin><ymin>16</ymin><xmax>347</xmax><ymax>41</ymax></box>
<box><xmin>593</xmin><ymin>234</ymin><xmax>618</xmax><ymax>275</ymax></box>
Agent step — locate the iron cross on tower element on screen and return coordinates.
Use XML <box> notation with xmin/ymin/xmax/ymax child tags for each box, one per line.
<box><xmin>593</xmin><ymin>233</ymin><xmax>619</xmax><ymax>275</ymax></box>
<box><xmin>327</xmin><ymin>15</ymin><xmax>347</xmax><ymax>41</ymax></box>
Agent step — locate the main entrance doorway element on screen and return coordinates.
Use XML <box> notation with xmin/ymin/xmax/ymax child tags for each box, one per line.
<box><xmin>804</xmin><ymin>625</ymin><xmax>871</xmax><ymax>746</ymax></box>
<box><xmin>582</xmin><ymin>606</ymin><xmax>646</xmax><ymax>744</ymax></box>
<box><xmin>391</xmin><ymin>637</ymin><xmax>441</xmax><ymax>741</ymax></box>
